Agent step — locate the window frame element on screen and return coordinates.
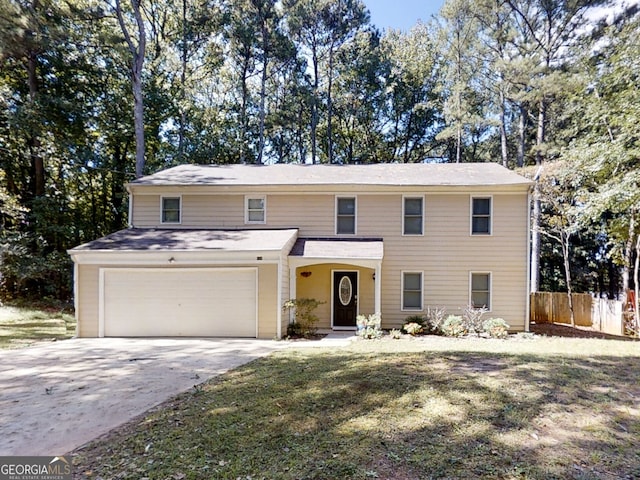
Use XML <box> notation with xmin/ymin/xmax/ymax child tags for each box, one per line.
<box><xmin>401</xmin><ymin>271</ymin><xmax>424</xmax><ymax>311</ymax></box>
<box><xmin>244</xmin><ymin>195</ymin><xmax>267</xmax><ymax>224</ymax></box>
<box><xmin>160</xmin><ymin>195</ymin><xmax>182</xmax><ymax>224</ymax></box>
<box><xmin>402</xmin><ymin>195</ymin><xmax>424</xmax><ymax>236</ymax></box>
<box><xmin>469</xmin><ymin>271</ymin><xmax>492</xmax><ymax>311</ymax></box>
<box><xmin>470</xmin><ymin>196</ymin><xmax>493</xmax><ymax>236</ymax></box>
<box><xmin>335</xmin><ymin>196</ymin><xmax>357</xmax><ymax>235</ymax></box>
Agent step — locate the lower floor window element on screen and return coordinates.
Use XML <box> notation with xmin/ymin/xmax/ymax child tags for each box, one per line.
<box><xmin>471</xmin><ymin>272</ymin><xmax>491</xmax><ymax>309</ymax></box>
<box><xmin>402</xmin><ymin>272</ymin><xmax>423</xmax><ymax>310</ymax></box>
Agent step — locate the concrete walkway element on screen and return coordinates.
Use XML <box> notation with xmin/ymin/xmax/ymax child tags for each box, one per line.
<box><xmin>0</xmin><ymin>338</ymin><xmax>287</xmax><ymax>456</ymax></box>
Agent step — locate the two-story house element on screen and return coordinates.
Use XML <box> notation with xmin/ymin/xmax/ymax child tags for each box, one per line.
<box><xmin>68</xmin><ymin>162</ymin><xmax>532</xmax><ymax>339</ymax></box>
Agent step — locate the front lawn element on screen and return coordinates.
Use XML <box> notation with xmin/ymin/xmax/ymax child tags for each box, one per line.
<box><xmin>0</xmin><ymin>305</ymin><xmax>76</xmax><ymax>349</ymax></box>
<box><xmin>72</xmin><ymin>335</ymin><xmax>640</xmax><ymax>479</ymax></box>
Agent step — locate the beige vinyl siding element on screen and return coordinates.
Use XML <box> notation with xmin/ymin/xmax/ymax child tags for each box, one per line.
<box><xmin>133</xmin><ymin>192</ymin><xmax>352</xmax><ymax>234</ymax></box>
<box><xmin>279</xmin><ymin>235</ymin><xmax>297</xmax><ymax>336</ymax></box>
<box><xmin>265</xmin><ymin>195</ymin><xmax>335</xmax><ymax>235</ymax></box>
<box><xmin>76</xmin><ymin>265</ymin><xmax>100</xmax><ymax>337</ymax></box>
<box><xmin>133</xmin><ymin>194</ymin><xmax>244</xmax><ymax>228</ymax></box>
<box><xmin>349</xmin><ymin>193</ymin><xmax>528</xmax><ymax>330</ymax></box>
<box><xmin>126</xmin><ymin>188</ymin><xmax>528</xmax><ymax>331</ymax></box>
<box><xmin>131</xmin><ymin>195</ymin><xmax>159</xmax><ymax>227</ymax></box>
<box><xmin>257</xmin><ymin>264</ymin><xmax>278</xmax><ymax>338</ymax></box>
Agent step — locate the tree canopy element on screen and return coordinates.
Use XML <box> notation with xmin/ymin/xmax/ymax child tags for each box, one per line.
<box><xmin>0</xmin><ymin>0</ymin><xmax>638</xmax><ymax>306</ymax></box>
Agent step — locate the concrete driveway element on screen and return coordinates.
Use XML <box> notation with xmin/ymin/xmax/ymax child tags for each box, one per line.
<box><xmin>0</xmin><ymin>338</ymin><xmax>287</xmax><ymax>456</ymax></box>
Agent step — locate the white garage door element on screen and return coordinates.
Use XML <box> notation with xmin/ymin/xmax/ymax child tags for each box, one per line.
<box><xmin>101</xmin><ymin>268</ymin><xmax>257</xmax><ymax>337</ymax></box>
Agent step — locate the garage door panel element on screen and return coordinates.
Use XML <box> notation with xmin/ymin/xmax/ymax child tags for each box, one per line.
<box><xmin>102</xmin><ymin>268</ymin><xmax>257</xmax><ymax>337</ymax></box>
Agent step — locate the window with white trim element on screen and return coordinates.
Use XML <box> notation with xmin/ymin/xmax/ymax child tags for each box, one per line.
<box><xmin>161</xmin><ymin>197</ymin><xmax>181</xmax><ymax>224</ymax></box>
<box><xmin>336</xmin><ymin>197</ymin><xmax>356</xmax><ymax>234</ymax></box>
<box><xmin>471</xmin><ymin>197</ymin><xmax>491</xmax><ymax>235</ymax></box>
<box><xmin>402</xmin><ymin>272</ymin><xmax>423</xmax><ymax>310</ymax></box>
<box><xmin>403</xmin><ymin>196</ymin><xmax>424</xmax><ymax>235</ymax></box>
<box><xmin>245</xmin><ymin>196</ymin><xmax>266</xmax><ymax>224</ymax></box>
<box><xmin>470</xmin><ymin>272</ymin><xmax>491</xmax><ymax>309</ymax></box>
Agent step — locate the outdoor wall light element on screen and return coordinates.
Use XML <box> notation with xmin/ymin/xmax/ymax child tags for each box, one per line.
<box><xmin>372</xmin><ymin>273</ymin><xmax>376</xmax><ymax>280</ymax></box>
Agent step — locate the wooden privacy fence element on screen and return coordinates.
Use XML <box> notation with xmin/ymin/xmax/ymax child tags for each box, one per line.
<box><xmin>530</xmin><ymin>292</ymin><xmax>625</xmax><ymax>336</ymax></box>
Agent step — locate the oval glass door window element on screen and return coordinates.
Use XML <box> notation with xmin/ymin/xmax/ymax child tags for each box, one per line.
<box><xmin>339</xmin><ymin>276</ymin><xmax>353</xmax><ymax>306</ymax></box>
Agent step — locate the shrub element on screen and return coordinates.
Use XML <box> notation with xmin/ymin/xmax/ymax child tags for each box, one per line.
<box><xmin>482</xmin><ymin>318</ymin><xmax>510</xmax><ymax>339</ymax></box>
<box><xmin>424</xmin><ymin>306</ymin><xmax>447</xmax><ymax>334</ymax></box>
<box><xmin>462</xmin><ymin>305</ymin><xmax>488</xmax><ymax>334</ymax></box>
<box><xmin>403</xmin><ymin>322</ymin><xmax>424</xmax><ymax>336</ymax></box>
<box><xmin>389</xmin><ymin>328</ymin><xmax>402</xmax><ymax>339</ymax></box>
<box><xmin>283</xmin><ymin>298</ymin><xmax>324</xmax><ymax>338</ymax></box>
<box><xmin>442</xmin><ymin>315</ymin><xmax>466</xmax><ymax>337</ymax></box>
<box><xmin>286</xmin><ymin>322</ymin><xmax>304</xmax><ymax>338</ymax></box>
<box><xmin>404</xmin><ymin>314</ymin><xmax>426</xmax><ymax>326</ymax></box>
<box><xmin>356</xmin><ymin>313</ymin><xmax>383</xmax><ymax>339</ymax></box>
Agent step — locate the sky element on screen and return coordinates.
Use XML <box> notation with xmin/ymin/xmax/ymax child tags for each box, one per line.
<box><xmin>364</xmin><ymin>0</ymin><xmax>445</xmax><ymax>32</ymax></box>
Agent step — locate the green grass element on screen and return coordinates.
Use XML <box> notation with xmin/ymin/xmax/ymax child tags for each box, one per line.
<box><xmin>71</xmin><ymin>335</ymin><xmax>640</xmax><ymax>479</ymax></box>
<box><xmin>0</xmin><ymin>305</ymin><xmax>76</xmax><ymax>349</ymax></box>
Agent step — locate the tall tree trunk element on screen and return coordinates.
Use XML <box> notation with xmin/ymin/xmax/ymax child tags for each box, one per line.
<box><xmin>27</xmin><ymin>47</ymin><xmax>44</xmax><ymax>197</ymax></box>
<box><xmin>257</xmin><ymin>21</ymin><xmax>268</xmax><ymax>165</ymax></box>
<box><xmin>535</xmin><ymin>99</ymin><xmax>546</xmax><ymax>166</ymax></box>
<box><xmin>26</xmin><ymin>0</ymin><xmax>44</xmax><ymax>198</ymax></box>
<box><xmin>634</xmin><ymin>232</ymin><xmax>640</xmax><ymax>336</ymax></box>
<box><xmin>327</xmin><ymin>46</ymin><xmax>334</xmax><ymax>164</ymax></box>
<box><xmin>530</xmin><ymin>98</ymin><xmax>547</xmax><ymax>292</ymax></box>
<box><xmin>499</xmin><ymin>89</ymin><xmax>508</xmax><ymax>167</ymax></box>
<box><xmin>622</xmin><ymin>209</ymin><xmax>635</xmax><ymax>293</ymax></box>
<box><xmin>517</xmin><ymin>103</ymin><xmax>526</xmax><ymax>167</ymax></box>
<box><xmin>530</xmin><ymin>182</ymin><xmax>541</xmax><ymax>293</ymax></box>
<box><xmin>297</xmin><ymin>103</ymin><xmax>305</xmax><ymax>163</ymax></box>
<box><xmin>132</xmin><ymin>69</ymin><xmax>145</xmax><ymax>176</ymax></box>
<box><xmin>310</xmin><ymin>46</ymin><xmax>319</xmax><ymax>164</ymax></box>
<box><xmin>239</xmin><ymin>55</ymin><xmax>250</xmax><ymax>164</ymax></box>
<box><xmin>402</xmin><ymin>112</ymin><xmax>413</xmax><ymax>163</ymax></box>
<box><xmin>116</xmin><ymin>0</ymin><xmax>147</xmax><ymax>178</ymax></box>
<box><xmin>561</xmin><ymin>231</ymin><xmax>575</xmax><ymax>327</ymax></box>
<box><xmin>455</xmin><ymin>124</ymin><xmax>462</xmax><ymax>163</ymax></box>
<box><xmin>178</xmin><ymin>0</ymin><xmax>187</xmax><ymax>163</ymax></box>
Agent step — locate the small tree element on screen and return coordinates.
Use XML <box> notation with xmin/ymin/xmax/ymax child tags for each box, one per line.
<box><xmin>283</xmin><ymin>298</ymin><xmax>324</xmax><ymax>337</ymax></box>
<box><xmin>536</xmin><ymin>163</ymin><xmax>582</xmax><ymax>327</ymax></box>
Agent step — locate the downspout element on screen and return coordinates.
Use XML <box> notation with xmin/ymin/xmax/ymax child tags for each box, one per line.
<box><xmin>375</xmin><ymin>261</ymin><xmax>382</xmax><ymax>317</ymax></box>
<box><xmin>72</xmin><ymin>256</ymin><xmax>79</xmax><ymax>337</ymax></box>
<box><xmin>127</xmin><ymin>185</ymin><xmax>133</xmax><ymax>228</ymax></box>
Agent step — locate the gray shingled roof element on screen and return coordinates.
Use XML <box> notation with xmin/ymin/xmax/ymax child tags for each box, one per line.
<box><xmin>290</xmin><ymin>238</ymin><xmax>383</xmax><ymax>260</ymax></box>
<box><xmin>129</xmin><ymin>163</ymin><xmax>532</xmax><ymax>187</ymax></box>
<box><xmin>69</xmin><ymin>228</ymin><xmax>298</xmax><ymax>252</ymax></box>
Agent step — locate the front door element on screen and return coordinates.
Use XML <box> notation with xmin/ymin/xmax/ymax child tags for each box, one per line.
<box><xmin>333</xmin><ymin>271</ymin><xmax>358</xmax><ymax>328</ymax></box>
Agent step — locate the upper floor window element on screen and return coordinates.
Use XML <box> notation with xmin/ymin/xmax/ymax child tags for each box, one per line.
<box><xmin>161</xmin><ymin>196</ymin><xmax>181</xmax><ymax>224</ymax></box>
<box><xmin>471</xmin><ymin>197</ymin><xmax>492</xmax><ymax>235</ymax></box>
<box><xmin>402</xmin><ymin>271</ymin><xmax>423</xmax><ymax>311</ymax></box>
<box><xmin>245</xmin><ymin>196</ymin><xmax>266</xmax><ymax>224</ymax></box>
<box><xmin>403</xmin><ymin>196</ymin><xmax>424</xmax><ymax>235</ymax></box>
<box><xmin>336</xmin><ymin>197</ymin><xmax>356</xmax><ymax>234</ymax></box>
<box><xmin>470</xmin><ymin>272</ymin><xmax>491</xmax><ymax>310</ymax></box>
